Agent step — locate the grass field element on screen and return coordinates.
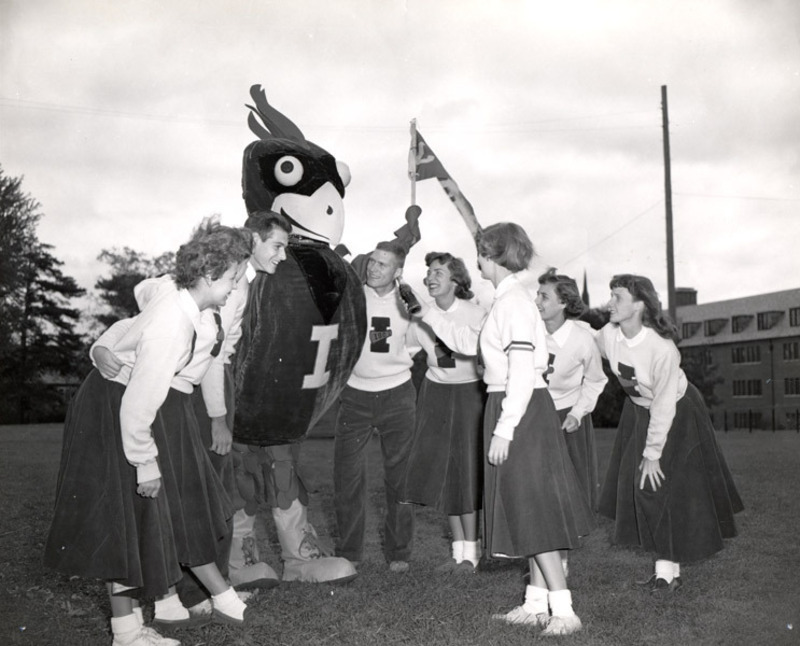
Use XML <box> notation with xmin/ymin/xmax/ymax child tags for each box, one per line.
<box><xmin>1</xmin><ymin>424</ymin><xmax>798</xmax><ymax>646</ymax></box>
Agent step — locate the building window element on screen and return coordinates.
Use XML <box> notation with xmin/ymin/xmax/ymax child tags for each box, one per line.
<box><xmin>731</xmin><ymin>346</ymin><xmax>761</xmax><ymax>364</ymax></box>
<box><xmin>731</xmin><ymin>315</ymin><xmax>753</xmax><ymax>333</ymax></box>
<box><xmin>733</xmin><ymin>411</ymin><xmax>762</xmax><ymax>429</ymax></box>
<box><xmin>704</xmin><ymin>349</ymin><xmax>714</xmax><ymax>366</ymax></box>
<box><xmin>784</xmin><ymin>342</ymin><xmax>800</xmax><ymax>361</ymax></box>
<box><xmin>757</xmin><ymin>311</ymin><xmax>784</xmax><ymax>330</ymax></box>
<box><xmin>791</xmin><ymin>307</ymin><xmax>800</xmax><ymax>327</ymax></box>
<box><xmin>681</xmin><ymin>322</ymin><xmax>701</xmax><ymax>339</ymax></box>
<box><xmin>786</xmin><ymin>378</ymin><xmax>800</xmax><ymax>396</ymax></box>
<box><xmin>732</xmin><ymin>379</ymin><xmax>763</xmax><ymax>397</ymax></box>
<box><xmin>788</xmin><ymin>411</ymin><xmax>800</xmax><ymax>431</ymax></box>
<box><xmin>704</xmin><ymin>318</ymin><xmax>727</xmax><ymax>337</ymax></box>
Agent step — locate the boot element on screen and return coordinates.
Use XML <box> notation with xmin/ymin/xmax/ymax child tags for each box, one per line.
<box><xmin>273</xmin><ymin>500</ymin><xmax>357</xmax><ymax>583</ymax></box>
<box><xmin>228</xmin><ymin>509</ymin><xmax>280</xmax><ymax>590</ymax></box>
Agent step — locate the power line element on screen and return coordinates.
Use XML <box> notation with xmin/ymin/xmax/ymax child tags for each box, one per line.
<box><xmin>0</xmin><ymin>96</ymin><xmax>660</xmax><ymax>134</ymax></box>
<box><xmin>674</xmin><ymin>191</ymin><xmax>800</xmax><ymax>202</ymax></box>
<box><xmin>0</xmin><ymin>97</ymin><xmax>240</xmax><ymax>127</ymax></box>
<box><xmin>559</xmin><ymin>199</ymin><xmax>664</xmax><ymax>268</ymax></box>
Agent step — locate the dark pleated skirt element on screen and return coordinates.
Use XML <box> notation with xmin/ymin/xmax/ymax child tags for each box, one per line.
<box><xmin>598</xmin><ymin>384</ymin><xmax>744</xmax><ymax>563</ymax></box>
<box><xmin>157</xmin><ymin>385</ymin><xmax>233</xmax><ymax>569</ymax></box>
<box><xmin>190</xmin><ymin>362</ymin><xmax>236</xmax><ymax>500</ymax></box>
<box><xmin>44</xmin><ymin>369</ymin><xmax>233</xmax><ymax>597</ymax></box>
<box><xmin>556</xmin><ymin>408</ymin><xmax>600</xmax><ymax>512</ymax></box>
<box><xmin>483</xmin><ymin>389</ymin><xmax>595</xmax><ymax>558</ymax></box>
<box><xmin>401</xmin><ymin>379</ymin><xmax>486</xmax><ymax>515</ymax></box>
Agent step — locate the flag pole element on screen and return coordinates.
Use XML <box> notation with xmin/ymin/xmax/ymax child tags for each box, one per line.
<box><xmin>409</xmin><ymin>118</ymin><xmax>417</xmax><ymax>206</ymax></box>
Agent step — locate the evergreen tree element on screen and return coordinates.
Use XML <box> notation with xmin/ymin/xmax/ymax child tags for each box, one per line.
<box><xmin>0</xmin><ymin>166</ymin><xmax>86</xmax><ymax>423</ymax></box>
<box><xmin>680</xmin><ymin>347</ymin><xmax>723</xmax><ymax>409</ymax></box>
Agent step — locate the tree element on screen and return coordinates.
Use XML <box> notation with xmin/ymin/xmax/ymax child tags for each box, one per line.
<box><xmin>94</xmin><ymin>247</ymin><xmax>175</xmax><ymax>328</ymax></box>
<box><xmin>0</xmin><ymin>166</ymin><xmax>86</xmax><ymax>423</ymax></box>
<box><xmin>680</xmin><ymin>347</ymin><xmax>723</xmax><ymax>409</ymax></box>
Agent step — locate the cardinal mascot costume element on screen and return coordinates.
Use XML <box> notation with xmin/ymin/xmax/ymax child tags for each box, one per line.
<box><xmin>225</xmin><ymin>85</ymin><xmax>422</xmax><ymax>585</ymax></box>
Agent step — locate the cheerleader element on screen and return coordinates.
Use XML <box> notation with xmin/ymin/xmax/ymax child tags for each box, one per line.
<box><xmin>535</xmin><ymin>269</ymin><xmax>607</xmax><ymax>578</ymax></box>
<box><xmin>535</xmin><ymin>269</ymin><xmax>607</xmax><ymax>508</ymax></box>
<box><xmin>400</xmin><ymin>252</ymin><xmax>487</xmax><ymax>572</ymax></box>
<box><xmin>45</xmin><ymin>218</ymin><xmax>252</xmax><ymax>646</ymax></box>
<box><xmin>417</xmin><ymin>224</ymin><xmax>594</xmax><ymax>635</ymax></box>
<box><xmin>597</xmin><ymin>274</ymin><xmax>743</xmax><ymax>594</ymax></box>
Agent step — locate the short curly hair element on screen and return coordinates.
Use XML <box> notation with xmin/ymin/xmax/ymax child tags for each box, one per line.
<box><xmin>174</xmin><ymin>216</ymin><xmax>253</xmax><ymax>289</ymax></box>
<box><xmin>424</xmin><ymin>251</ymin><xmax>474</xmax><ymax>300</ymax></box>
<box><xmin>537</xmin><ymin>268</ymin><xmax>586</xmax><ymax>318</ymax></box>
<box><xmin>475</xmin><ymin>222</ymin><xmax>534</xmax><ymax>272</ymax></box>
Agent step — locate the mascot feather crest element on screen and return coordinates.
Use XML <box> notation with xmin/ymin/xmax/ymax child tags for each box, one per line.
<box><xmin>242</xmin><ymin>85</ymin><xmax>350</xmax><ymax>247</ymax></box>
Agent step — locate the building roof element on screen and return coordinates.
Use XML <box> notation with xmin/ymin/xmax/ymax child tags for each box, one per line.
<box><xmin>677</xmin><ymin>288</ymin><xmax>800</xmax><ymax>347</ymax></box>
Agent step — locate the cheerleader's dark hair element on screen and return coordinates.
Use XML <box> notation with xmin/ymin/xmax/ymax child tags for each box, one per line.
<box><xmin>609</xmin><ymin>274</ymin><xmax>679</xmax><ymax>344</ymax></box>
<box><xmin>424</xmin><ymin>251</ymin><xmax>474</xmax><ymax>300</ymax></box>
<box><xmin>174</xmin><ymin>216</ymin><xmax>253</xmax><ymax>288</ymax></box>
<box><xmin>538</xmin><ymin>268</ymin><xmax>585</xmax><ymax>319</ymax></box>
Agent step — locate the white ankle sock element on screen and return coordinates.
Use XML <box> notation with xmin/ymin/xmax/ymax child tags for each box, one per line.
<box><xmin>548</xmin><ymin>589</ymin><xmax>576</xmax><ymax>618</ymax></box>
<box><xmin>462</xmin><ymin>541</ymin><xmax>480</xmax><ymax>567</ymax></box>
<box><xmin>522</xmin><ymin>584</ymin><xmax>549</xmax><ymax>615</ymax></box>
<box><xmin>655</xmin><ymin>559</ymin><xmax>674</xmax><ymax>583</ymax></box>
<box><xmin>212</xmin><ymin>587</ymin><xmax>247</xmax><ymax>621</ymax></box>
<box><xmin>111</xmin><ymin>613</ymin><xmax>140</xmax><ymax>637</ymax></box>
<box><xmin>154</xmin><ymin>593</ymin><xmax>189</xmax><ymax>621</ymax></box>
<box><xmin>673</xmin><ymin>562</ymin><xmax>681</xmax><ymax>579</ymax></box>
<box><xmin>132</xmin><ymin>606</ymin><xmax>144</xmax><ymax>626</ymax></box>
<box><xmin>451</xmin><ymin>540</ymin><xmax>465</xmax><ymax>563</ymax></box>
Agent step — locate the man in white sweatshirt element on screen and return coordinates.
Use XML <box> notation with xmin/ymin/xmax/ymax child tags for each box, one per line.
<box><xmin>333</xmin><ymin>241</ymin><xmax>420</xmax><ymax>572</ymax></box>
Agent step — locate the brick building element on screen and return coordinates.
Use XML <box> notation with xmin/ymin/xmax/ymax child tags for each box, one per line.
<box><xmin>677</xmin><ymin>287</ymin><xmax>800</xmax><ymax>431</ymax></box>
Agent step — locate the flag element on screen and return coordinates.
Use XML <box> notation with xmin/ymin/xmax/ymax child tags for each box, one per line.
<box><xmin>409</xmin><ymin>128</ymin><xmax>481</xmax><ymax>237</ymax></box>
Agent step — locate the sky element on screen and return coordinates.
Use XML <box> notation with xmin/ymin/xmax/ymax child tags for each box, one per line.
<box><xmin>2</xmin><ymin>0</ymin><xmax>799</xmax><ymax>314</ymax></box>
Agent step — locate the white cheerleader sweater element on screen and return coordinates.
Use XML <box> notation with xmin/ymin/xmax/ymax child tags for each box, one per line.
<box><xmin>410</xmin><ymin>297</ymin><xmax>485</xmax><ymax>384</ymax></box>
<box><xmin>598</xmin><ymin>323</ymin><xmax>688</xmax><ymax>460</ymax></box>
<box><xmin>544</xmin><ymin>319</ymin><xmax>607</xmax><ymax>421</ymax></box>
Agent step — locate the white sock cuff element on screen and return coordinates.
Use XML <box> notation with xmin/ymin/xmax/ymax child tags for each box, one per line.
<box><xmin>212</xmin><ymin>587</ymin><xmax>239</xmax><ymax>604</ymax></box>
<box><xmin>154</xmin><ymin>594</ymin><xmax>183</xmax><ymax>611</ymax></box>
<box><xmin>111</xmin><ymin>613</ymin><xmax>139</xmax><ymax>635</ymax></box>
<box><xmin>522</xmin><ymin>584</ymin><xmax>549</xmax><ymax>614</ymax></box>
<box><xmin>548</xmin><ymin>589</ymin><xmax>575</xmax><ymax>617</ymax></box>
<box><xmin>673</xmin><ymin>562</ymin><xmax>681</xmax><ymax>578</ymax></box>
<box><xmin>154</xmin><ymin>593</ymin><xmax>189</xmax><ymax>620</ymax></box>
<box><xmin>132</xmin><ymin>606</ymin><xmax>144</xmax><ymax>625</ymax></box>
<box><xmin>462</xmin><ymin>541</ymin><xmax>479</xmax><ymax>560</ymax></box>
<box><xmin>451</xmin><ymin>540</ymin><xmax>465</xmax><ymax>562</ymax></box>
<box><xmin>655</xmin><ymin>560</ymin><xmax>675</xmax><ymax>582</ymax></box>
<box><xmin>524</xmin><ymin>584</ymin><xmax>549</xmax><ymax>603</ymax></box>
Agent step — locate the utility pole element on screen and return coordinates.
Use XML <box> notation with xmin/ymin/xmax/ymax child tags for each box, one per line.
<box><xmin>661</xmin><ymin>85</ymin><xmax>676</xmax><ymax>322</ymax></box>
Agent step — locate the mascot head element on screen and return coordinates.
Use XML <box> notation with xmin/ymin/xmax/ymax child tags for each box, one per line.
<box><xmin>242</xmin><ymin>85</ymin><xmax>351</xmax><ymax>247</ymax></box>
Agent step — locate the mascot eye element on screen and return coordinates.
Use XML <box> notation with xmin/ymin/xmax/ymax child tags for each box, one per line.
<box><xmin>274</xmin><ymin>156</ymin><xmax>304</xmax><ymax>186</ymax></box>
